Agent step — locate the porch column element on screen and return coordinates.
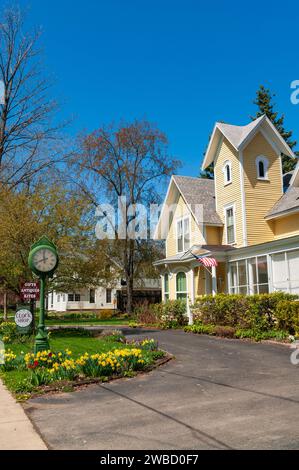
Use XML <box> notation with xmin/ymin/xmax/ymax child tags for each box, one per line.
<box><xmin>212</xmin><ymin>265</ymin><xmax>217</xmax><ymax>296</ymax></box>
<box><xmin>187</xmin><ymin>268</ymin><xmax>195</xmax><ymax>325</ymax></box>
<box><xmin>160</xmin><ymin>274</ymin><xmax>164</xmax><ymax>301</ymax></box>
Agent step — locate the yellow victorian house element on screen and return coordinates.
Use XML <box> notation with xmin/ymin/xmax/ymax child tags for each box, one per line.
<box><xmin>154</xmin><ymin>115</ymin><xmax>299</xmax><ymax>309</ymax></box>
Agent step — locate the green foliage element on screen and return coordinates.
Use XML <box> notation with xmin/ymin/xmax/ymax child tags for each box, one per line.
<box><xmin>0</xmin><ymin>322</ymin><xmax>17</xmax><ymax>342</ymax></box>
<box><xmin>235</xmin><ymin>329</ymin><xmax>289</xmax><ymax>342</ymax></box>
<box><xmin>50</xmin><ymin>328</ymin><xmax>94</xmax><ymax>338</ymax></box>
<box><xmin>192</xmin><ymin>293</ymin><xmax>298</xmax><ymax>332</ymax></box>
<box><xmin>199</xmin><ymin>164</ymin><xmax>214</xmax><ymax>179</ymax></box>
<box><xmin>151</xmin><ymin>350</ymin><xmax>166</xmax><ymax>360</ymax></box>
<box><xmin>0</xmin><ymin>321</ymin><xmax>32</xmax><ymax>344</ymax></box>
<box><xmin>275</xmin><ymin>301</ymin><xmax>299</xmax><ymax>334</ymax></box>
<box><xmin>252</xmin><ymin>85</ymin><xmax>298</xmax><ymax>173</ymax></box>
<box><xmin>1</xmin><ymin>333</ymin><xmax>163</xmax><ymax>395</ymax></box>
<box><xmin>152</xmin><ymin>300</ymin><xmax>188</xmax><ymax>328</ymax></box>
<box><xmin>99</xmin><ymin>330</ymin><xmax>125</xmax><ymax>343</ymax></box>
<box><xmin>184</xmin><ymin>324</ymin><xmax>216</xmax><ymax>335</ymax></box>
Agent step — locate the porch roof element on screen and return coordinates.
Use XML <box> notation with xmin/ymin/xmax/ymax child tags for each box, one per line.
<box><xmin>153</xmin><ymin>244</ymin><xmax>234</xmax><ymax>266</ymax></box>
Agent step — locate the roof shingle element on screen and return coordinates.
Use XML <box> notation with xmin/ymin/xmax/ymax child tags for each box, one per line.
<box><xmin>173</xmin><ymin>175</ymin><xmax>223</xmax><ymax>225</ymax></box>
<box><xmin>266</xmin><ymin>186</ymin><xmax>299</xmax><ymax>218</ymax></box>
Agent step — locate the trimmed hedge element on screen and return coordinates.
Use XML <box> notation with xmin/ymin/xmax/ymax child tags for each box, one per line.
<box><xmin>191</xmin><ymin>292</ymin><xmax>298</xmax><ymax>333</ymax></box>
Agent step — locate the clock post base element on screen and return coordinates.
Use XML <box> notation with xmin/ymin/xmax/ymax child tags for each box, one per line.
<box><xmin>34</xmin><ymin>333</ymin><xmax>50</xmax><ymax>354</ymax></box>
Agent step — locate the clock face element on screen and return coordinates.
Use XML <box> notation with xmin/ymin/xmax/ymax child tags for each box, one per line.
<box><xmin>32</xmin><ymin>248</ymin><xmax>57</xmax><ymax>273</ymax></box>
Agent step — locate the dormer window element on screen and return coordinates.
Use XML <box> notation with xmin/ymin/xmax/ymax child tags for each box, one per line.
<box><xmin>223</xmin><ymin>161</ymin><xmax>232</xmax><ymax>185</ymax></box>
<box><xmin>256</xmin><ymin>156</ymin><xmax>269</xmax><ymax>180</ymax></box>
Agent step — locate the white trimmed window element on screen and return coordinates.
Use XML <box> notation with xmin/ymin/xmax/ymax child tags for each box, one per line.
<box><xmin>256</xmin><ymin>156</ymin><xmax>269</xmax><ymax>180</ymax></box>
<box><xmin>106</xmin><ymin>288</ymin><xmax>112</xmax><ymax>304</ymax></box>
<box><xmin>225</xmin><ymin>205</ymin><xmax>235</xmax><ymax>244</ymax></box>
<box><xmin>176</xmin><ymin>216</ymin><xmax>190</xmax><ymax>253</ymax></box>
<box><xmin>223</xmin><ymin>160</ymin><xmax>232</xmax><ymax>185</ymax></box>
<box><xmin>176</xmin><ymin>272</ymin><xmax>187</xmax><ymax>299</ymax></box>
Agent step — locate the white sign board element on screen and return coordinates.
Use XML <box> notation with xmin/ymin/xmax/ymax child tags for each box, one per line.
<box><xmin>15</xmin><ymin>309</ymin><xmax>33</xmax><ymax>328</ymax></box>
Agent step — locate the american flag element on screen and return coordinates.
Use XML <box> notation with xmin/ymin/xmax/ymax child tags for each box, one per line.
<box><xmin>197</xmin><ymin>256</ymin><xmax>218</xmax><ymax>267</ymax></box>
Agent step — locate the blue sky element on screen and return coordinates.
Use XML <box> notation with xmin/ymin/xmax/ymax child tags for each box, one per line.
<box><xmin>17</xmin><ymin>0</ymin><xmax>299</xmax><ymax>176</ymax></box>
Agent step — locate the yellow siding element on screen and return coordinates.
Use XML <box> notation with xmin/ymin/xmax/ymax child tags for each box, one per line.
<box><xmin>206</xmin><ymin>226</ymin><xmax>221</xmax><ymax>245</ymax></box>
<box><xmin>196</xmin><ymin>266</ymin><xmax>206</xmax><ymax>296</ymax></box>
<box><xmin>216</xmin><ymin>262</ymin><xmax>227</xmax><ymax>293</ymax></box>
<box><xmin>214</xmin><ymin>137</ymin><xmax>244</xmax><ymax>247</ymax></box>
<box><xmin>243</xmin><ymin>132</ymin><xmax>281</xmax><ymax>245</ymax></box>
<box><xmin>273</xmin><ymin>213</ymin><xmax>299</xmax><ymax>239</ymax></box>
<box><xmin>166</xmin><ymin>194</ymin><xmax>205</xmax><ymax>257</ymax></box>
<box><xmin>168</xmin><ymin>273</ymin><xmax>176</xmax><ymax>300</ymax></box>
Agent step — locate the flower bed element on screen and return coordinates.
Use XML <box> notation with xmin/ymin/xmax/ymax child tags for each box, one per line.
<box><xmin>0</xmin><ymin>335</ymin><xmax>167</xmax><ymax>398</ymax></box>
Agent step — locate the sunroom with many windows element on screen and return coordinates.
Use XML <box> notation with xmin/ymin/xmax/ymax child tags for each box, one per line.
<box><xmin>229</xmin><ymin>255</ymin><xmax>269</xmax><ymax>294</ymax></box>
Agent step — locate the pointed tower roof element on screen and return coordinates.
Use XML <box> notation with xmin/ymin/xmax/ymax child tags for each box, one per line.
<box><xmin>202</xmin><ymin>115</ymin><xmax>295</xmax><ymax>169</ymax></box>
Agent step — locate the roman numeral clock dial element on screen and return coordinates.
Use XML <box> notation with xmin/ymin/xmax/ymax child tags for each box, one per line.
<box><xmin>32</xmin><ymin>248</ymin><xmax>57</xmax><ymax>273</ymax></box>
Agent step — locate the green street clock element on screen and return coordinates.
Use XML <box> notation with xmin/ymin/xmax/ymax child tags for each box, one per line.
<box><xmin>28</xmin><ymin>236</ymin><xmax>59</xmax><ymax>353</ymax></box>
<box><xmin>29</xmin><ymin>239</ymin><xmax>59</xmax><ymax>278</ymax></box>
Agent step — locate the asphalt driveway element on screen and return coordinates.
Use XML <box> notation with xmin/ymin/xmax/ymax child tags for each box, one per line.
<box><xmin>24</xmin><ymin>330</ymin><xmax>299</xmax><ymax>450</ymax></box>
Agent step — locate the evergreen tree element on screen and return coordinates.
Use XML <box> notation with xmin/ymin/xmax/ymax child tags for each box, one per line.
<box><xmin>199</xmin><ymin>163</ymin><xmax>214</xmax><ymax>179</ymax></box>
<box><xmin>251</xmin><ymin>85</ymin><xmax>298</xmax><ymax>173</ymax></box>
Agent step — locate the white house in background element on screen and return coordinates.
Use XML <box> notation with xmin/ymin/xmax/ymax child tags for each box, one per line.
<box><xmin>47</xmin><ymin>278</ymin><xmax>161</xmax><ymax>312</ymax></box>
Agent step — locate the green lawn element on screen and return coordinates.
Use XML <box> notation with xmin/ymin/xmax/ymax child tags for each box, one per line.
<box><xmin>5</xmin><ymin>335</ymin><xmax>123</xmax><ymax>356</ymax></box>
<box><xmin>45</xmin><ymin>318</ymin><xmax>130</xmax><ymax>326</ymax></box>
<box><xmin>4</xmin><ymin>315</ymin><xmax>130</xmax><ymax>326</ymax></box>
<box><xmin>0</xmin><ymin>333</ymin><xmax>163</xmax><ymax>398</ymax></box>
<box><xmin>1</xmin><ymin>335</ymin><xmax>127</xmax><ymax>395</ymax></box>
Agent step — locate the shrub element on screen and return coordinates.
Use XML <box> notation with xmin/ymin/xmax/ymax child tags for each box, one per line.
<box><xmin>275</xmin><ymin>300</ymin><xmax>299</xmax><ymax>334</ymax></box>
<box><xmin>153</xmin><ymin>300</ymin><xmax>188</xmax><ymax>328</ymax></box>
<box><xmin>50</xmin><ymin>328</ymin><xmax>93</xmax><ymax>338</ymax></box>
<box><xmin>235</xmin><ymin>328</ymin><xmax>289</xmax><ymax>342</ymax></box>
<box><xmin>134</xmin><ymin>302</ymin><xmax>159</xmax><ymax>325</ymax></box>
<box><xmin>191</xmin><ymin>293</ymin><xmax>298</xmax><ymax>332</ymax></box>
<box><xmin>184</xmin><ymin>324</ymin><xmax>216</xmax><ymax>335</ymax></box>
<box><xmin>99</xmin><ymin>330</ymin><xmax>125</xmax><ymax>342</ymax></box>
<box><xmin>0</xmin><ymin>322</ymin><xmax>33</xmax><ymax>344</ymax></box>
<box><xmin>192</xmin><ymin>294</ymin><xmax>249</xmax><ymax>327</ymax></box>
<box><xmin>0</xmin><ymin>322</ymin><xmax>18</xmax><ymax>342</ymax></box>
<box><xmin>98</xmin><ymin>309</ymin><xmax>114</xmax><ymax>320</ymax></box>
<box><xmin>213</xmin><ymin>325</ymin><xmax>236</xmax><ymax>338</ymax></box>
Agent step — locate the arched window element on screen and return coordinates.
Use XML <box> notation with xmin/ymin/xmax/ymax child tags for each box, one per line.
<box><xmin>176</xmin><ymin>272</ymin><xmax>187</xmax><ymax>299</ymax></box>
<box><xmin>256</xmin><ymin>156</ymin><xmax>269</xmax><ymax>180</ymax></box>
<box><xmin>223</xmin><ymin>161</ymin><xmax>232</xmax><ymax>185</ymax></box>
<box><xmin>164</xmin><ymin>274</ymin><xmax>169</xmax><ymax>300</ymax></box>
<box><xmin>259</xmin><ymin>160</ymin><xmax>265</xmax><ymax>178</ymax></box>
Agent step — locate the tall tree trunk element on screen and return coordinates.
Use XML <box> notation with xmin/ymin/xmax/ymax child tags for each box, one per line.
<box><xmin>3</xmin><ymin>291</ymin><xmax>7</xmax><ymax>321</ymax></box>
<box><xmin>126</xmin><ymin>275</ymin><xmax>134</xmax><ymax>315</ymax></box>
<box><xmin>125</xmin><ymin>240</ymin><xmax>135</xmax><ymax>314</ymax></box>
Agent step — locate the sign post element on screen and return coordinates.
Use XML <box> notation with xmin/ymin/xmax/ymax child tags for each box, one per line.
<box><xmin>28</xmin><ymin>236</ymin><xmax>59</xmax><ymax>353</ymax></box>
